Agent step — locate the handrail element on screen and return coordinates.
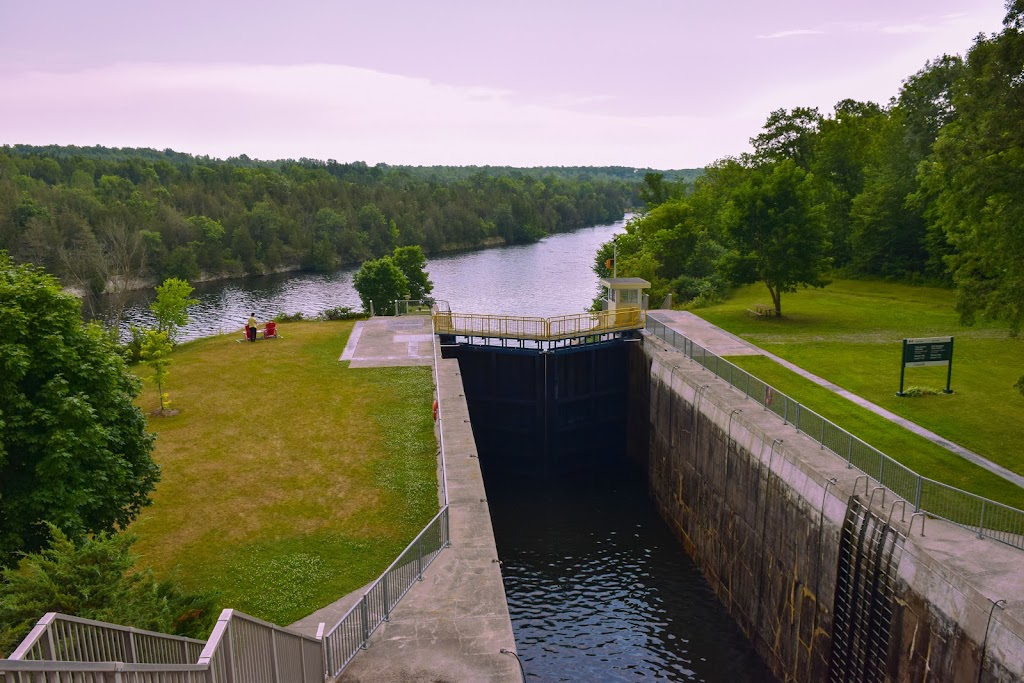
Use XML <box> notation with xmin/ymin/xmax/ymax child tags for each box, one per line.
<box><xmin>9</xmin><ymin>612</ymin><xmax>206</xmax><ymax>663</ymax></box>
<box><xmin>197</xmin><ymin>608</ymin><xmax>325</xmax><ymax>683</ymax></box>
<box><xmin>645</xmin><ymin>317</ymin><xmax>1024</xmax><ymax>550</ymax></box>
<box><xmin>433</xmin><ymin>307</ymin><xmax>645</xmax><ymax>341</ymax></box>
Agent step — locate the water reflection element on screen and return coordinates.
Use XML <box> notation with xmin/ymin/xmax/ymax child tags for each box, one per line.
<box><xmin>93</xmin><ymin>219</ymin><xmax>627</xmax><ymax>341</ymax></box>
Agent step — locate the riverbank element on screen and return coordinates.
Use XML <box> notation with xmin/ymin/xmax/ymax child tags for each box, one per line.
<box><xmin>66</xmin><ymin>218</ymin><xmax>620</xmax><ymax>299</ymax></box>
<box><xmin>129</xmin><ymin>320</ymin><xmax>439</xmax><ymax>625</ymax></box>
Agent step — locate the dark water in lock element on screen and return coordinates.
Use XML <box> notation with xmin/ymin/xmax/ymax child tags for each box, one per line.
<box><xmin>484</xmin><ymin>466</ymin><xmax>776</xmax><ymax>682</ymax></box>
<box><xmin>90</xmin><ymin>218</ymin><xmax>629</xmax><ymax>341</ymax></box>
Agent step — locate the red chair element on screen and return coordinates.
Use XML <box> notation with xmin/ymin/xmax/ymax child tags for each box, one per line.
<box><xmin>262</xmin><ymin>321</ymin><xmax>278</xmax><ymax>339</ymax></box>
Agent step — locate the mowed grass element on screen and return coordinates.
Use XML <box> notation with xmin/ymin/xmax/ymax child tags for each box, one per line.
<box><xmin>725</xmin><ymin>356</ymin><xmax>1024</xmax><ymax>509</ymax></box>
<box><xmin>130</xmin><ymin>321</ymin><xmax>438</xmax><ymax>625</ymax></box>
<box><xmin>694</xmin><ymin>280</ymin><xmax>1024</xmax><ymax>478</ymax></box>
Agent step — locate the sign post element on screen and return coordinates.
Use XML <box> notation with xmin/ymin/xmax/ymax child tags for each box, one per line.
<box><xmin>898</xmin><ymin>336</ymin><xmax>954</xmax><ymax>396</ymax></box>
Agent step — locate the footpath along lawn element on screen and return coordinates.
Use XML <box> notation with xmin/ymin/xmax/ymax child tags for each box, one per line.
<box><xmin>693</xmin><ymin>280</ymin><xmax>1024</xmax><ymax>482</ymax></box>
<box><xmin>131</xmin><ymin>321</ymin><xmax>438</xmax><ymax>626</ymax></box>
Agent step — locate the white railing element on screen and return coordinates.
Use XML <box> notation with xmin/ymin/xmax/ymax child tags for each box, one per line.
<box><xmin>8</xmin><ymin>613</ymin><xmax>206</xmax><ymax>664</ymax></box>
<box><xmin>2</xmin><ymin>610</ymin><xmax>323</xmax><ymax>683</ymax></box>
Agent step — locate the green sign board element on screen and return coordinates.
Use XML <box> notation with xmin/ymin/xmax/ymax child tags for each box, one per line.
<box><xmin>898</xmin><ymin>336</ymin><xmax>954</xmax><ymax>395</ymax></box>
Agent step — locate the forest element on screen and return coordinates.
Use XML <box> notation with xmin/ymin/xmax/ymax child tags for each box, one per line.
<box><xmin>0</xmin><ymin>145</ymin><xmax>664</xmax><ymax>305</ymax></box>
<box><xmin>600</xmin><ymin>1</ymin><xmax>1024</xmax><ymax>335</ymax></box>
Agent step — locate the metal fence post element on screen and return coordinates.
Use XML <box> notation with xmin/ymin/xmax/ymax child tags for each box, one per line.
<box><xmin>847</xmin><ymin>434</ymin><xmax>854</xmax><ymax>468</ymax></box>
<box><xmin>979</xmin><ymin>500</ymin><xmax>986</xmax><ymax>539</ymax></box>
<box><xmin>360</xmin><ymin>600</ymin><xmax>370</xmax><ymax>650</ymax></box>
<box><xmin>382</xmin><ymin>576</ymin><xmax>390</xmax><ymax>622</ymax></box>
<box><xmin>794</xmin><ymin>404</ymin><xmax>801</xmax><ymax>432</ymax></box>
<box><xmin>270</xmin><ymin>629</ymin><xmax>281</xmax><ymax>683</ymax></box>
<box><xmin>820</xmin><ymin>420</ymin><xmax>826</xmax><ymax>449</ymax></box>
<box><xmin>417</xmin><ymin>537</ymin><xmax>424</xmax><ymax>581</ymax></box>
<box><xmin>914</xmin><ymin>476</ymin><xmax>922</xmax><ymax>512</ymax></box>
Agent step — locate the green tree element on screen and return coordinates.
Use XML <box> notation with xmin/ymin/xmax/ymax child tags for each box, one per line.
<box><xmin>141</xmin><ymin>330</ymin><xmax>173</xmax><ymax>413</ymax></box>
<box><xmin>391</xmin><ymin>246</ymin><xmax>433</xmax><ymax>301</ymax></box>
<box><xmin>149</xmin><ymin>278</ymin><xmax>198</xmax><ymax>343</ymax></box>
<box><xmin>920</xmin><ymin>3</ymin><xmax>1024</xmax><ymax>336</ymax></box>
<box><xmin>750</xmin><ymin>107</ymin><xmax>822</xmax><ymax>169</ymax></box>
<box><xmin>0</xmin><ymin>254</ymin><xmax>158</xmax><ymax>565</ymax></box>
<box><xmin>0</xmin><ymin>526</ymin><xmax>219</xmax><ymax>655</ymax></box>
<box><xmin>722</xmin><ymin>160</ymin><xmax>831</xmax><ymax>315</ymax></box>
<box><xmin>352</xmin><ymin>257</ymin><xmax>408</xmax><ymax>316</ymax></box>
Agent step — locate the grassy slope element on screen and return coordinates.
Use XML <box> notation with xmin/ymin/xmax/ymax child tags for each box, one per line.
<box><xmin>694</xmin><ymin>280</ymin><xmax>1024</xmax><ymax>478</ymax></box>
<box><xmin>130</xmin><ymin>321</ymin><xmax>437</xmax><ymax>625</ymax></box>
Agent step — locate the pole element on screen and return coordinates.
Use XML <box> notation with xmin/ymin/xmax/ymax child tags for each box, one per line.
<box><xmin>944</xmin><ymin>337</ymin><xmax>954</xmax><ymax>394</ymax></box>
<box><xmin>613</xmin><ymin>238</ymin><xmax>617</xmax><ymax>279</ymax></box>
<box><xmin>897</xmin><ymin>339</ymin><xmax>907</xmax><ymax>396</ymax></box>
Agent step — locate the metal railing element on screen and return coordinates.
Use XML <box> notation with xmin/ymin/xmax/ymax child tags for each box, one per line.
<box><xmin>322</xmin><ymin>508</ymin><xmax>450</xmax><ymax>676</ymax></box>
<box><xmin>433</xmin><ymin>307</ymin><xmax>645</xmax><ymax>341</ymax></box>
<box><xmin>645</xmin><ymin>317</ymin><xmax>1024</xmax><ymax>550</ymax></box>
<box><xmin>321</xmin><ymin>316</ymin><xmax>453</xmax><ymax>679</ymax></box>
<box><xmin>394</xmin><ymin>299</ymin><xmax>434</xmax><ymax>316</ymax></box>
<box><xmin>198</xmin><ymin>609</ymin><xmax>324</xmax><ymax>683</ymax></box>
<box><xmin>2</xmin><ymin>610</ymin><xmax>322</xmax><ymax>683</ymax></box>
<box><xmin>8</xmin><ymin>613</ymin><xmax>206</xmax><ymax>664</ymax></box>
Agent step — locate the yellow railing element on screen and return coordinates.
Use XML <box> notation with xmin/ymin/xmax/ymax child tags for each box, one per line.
<box><xmin>432</xmin><ymin>307</ymin><xmax>644</xmax><ymax>341</ymax></box>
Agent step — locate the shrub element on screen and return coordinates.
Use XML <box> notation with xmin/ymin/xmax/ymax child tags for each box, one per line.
<box><xmin>318</xmin><ymin>306</ymin><xmax>368</xmax><ymax>321</ymax></box>
<box><xmin>273</xmin><ymin>311</ymin><xmax>306</xmax><ymax>323</ymax></box>
<box><xmin>0</xmin><ymin>526</ymin><xmax>219</xmax><ymax>656</ymax></box>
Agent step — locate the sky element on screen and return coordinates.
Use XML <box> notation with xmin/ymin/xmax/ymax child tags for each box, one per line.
<box><xmin>0</xmin><ymin>0</ymin><xmax>1009</xmax><ymax>169</ymax></box>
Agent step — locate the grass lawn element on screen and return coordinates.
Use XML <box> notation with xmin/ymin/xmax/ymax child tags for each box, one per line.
<box><xmin>693</xmin><ymin>280</ymin><xmax>1024</xmax><ymax>479</ymax></box>
<box><xmin>130</xmin><ymin>321</ymin><xmax>438</xmax><ymax>626</ymax></box>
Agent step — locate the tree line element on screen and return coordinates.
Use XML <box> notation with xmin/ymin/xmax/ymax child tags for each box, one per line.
<box><xmin>601</xmin><ymin>0</ymin><xmax>1024</xmax><ymax>337</ymax></box>
<box><xmin>0</xmin><ymin>146</ymin><xmax>651</xmax><ymax>322</ymax></box>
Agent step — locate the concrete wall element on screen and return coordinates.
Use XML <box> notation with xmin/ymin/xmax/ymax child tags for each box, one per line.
<box><xmin>636</xmin><ymin>334</ymin><xmax>1024</xmax><ymax>683</ymax></box>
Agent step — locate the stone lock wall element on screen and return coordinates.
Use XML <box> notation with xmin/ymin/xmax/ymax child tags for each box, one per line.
<box><xmin>633</xmin><ymin>335</ymin><xmax>1024</xmax><ymax>683</ymax></box>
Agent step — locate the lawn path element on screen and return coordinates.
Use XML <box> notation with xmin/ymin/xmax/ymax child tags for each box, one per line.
<box><xmin>648</xmin><ymin>310</ymin><xmax>1024</xmax><ymax>489</ymax></box>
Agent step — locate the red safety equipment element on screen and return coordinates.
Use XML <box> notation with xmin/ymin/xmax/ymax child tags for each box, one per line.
<box><xmin>432</xmin><ymin>399</ymin><xmax>439</xmax><ymax>422</ymax></box>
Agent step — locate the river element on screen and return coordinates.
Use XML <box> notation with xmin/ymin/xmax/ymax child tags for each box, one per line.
<box><xmin>98</xmin><ymin>218</ymin><xmax>627</xmax><ymax>341</ymax></box>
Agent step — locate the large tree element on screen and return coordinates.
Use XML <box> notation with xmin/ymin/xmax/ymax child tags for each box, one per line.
<box><xmin>0</xmin><ymin>254</ymin><xmax>159</xmax><ymax>565</ymax></box>
<box><xmin>391</xmin><ymin>246</ymin><xmax>433</xmax><ymax>301</ymax></box>
<box><xmin>920</xmin><ymin>4</ymin><xmax>1024</xmax><ymax>337</ymax></box>
<box><xmin>722</xmin><ymin>160</ymin><xmax>831</xmax><ymax>315</ymax></box>
<box><xmin>352</xmin><ymin>256</ymin><xmax>408</xmax><ymax>316</ymax></box>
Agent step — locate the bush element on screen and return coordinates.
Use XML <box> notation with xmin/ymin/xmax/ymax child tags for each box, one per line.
<box><xmin>902</xmin><ymin>386</ymin><xmax>940</xmax><ymax>397</ymax></box>
<box><xmin>318</xmin><ymin>306</ymin><xmax>368</xmax><ymax>321</ymax></box>
<box><xmin>0</xmin><ymin>526</ymin><xmax>219</xmax><ymax>656</ymax></box>
<box><xmin>273</xmin><ymin>311</ymin><xmax>306</xmax><ymax>322</ymax></box>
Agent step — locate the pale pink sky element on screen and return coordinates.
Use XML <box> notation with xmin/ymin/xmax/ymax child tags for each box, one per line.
<box><xmin>0</xmin><ymin>1</ymin><xmax>1007</xmax><ymax>168</ymax></box>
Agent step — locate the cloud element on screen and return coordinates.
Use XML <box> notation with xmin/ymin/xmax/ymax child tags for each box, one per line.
<box><xmin>0</xmin><ymin>62</ymin><xmax>752</xmax><ymax>168</ymax></box>
<box><xmin>756</xmin><ymin>29</ymin><xmax>825</xmax><ymax>40</ymax></box>
<box><xmin>881</xmin><ymin>23</ymin><xmax>935</xmax><ymax>34</ymax></box>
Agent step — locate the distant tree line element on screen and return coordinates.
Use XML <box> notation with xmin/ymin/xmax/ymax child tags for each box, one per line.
<box><xmin>602</xmin><ymin>0</ymin><xmax>1024</xmax><ymax>333</ymax></box>
<box><xmin>0</xmin><ymin>146</ymin><xmax>672</xmax><ymax>318</ymax></box>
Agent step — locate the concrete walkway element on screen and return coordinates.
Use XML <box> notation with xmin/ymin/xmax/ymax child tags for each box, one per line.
<box><xmin>339</xmin><ymin>316</ymin><xmax>434</xmax><ymax>367</ymax></box>
<box><xmin>648</xmin><ymin>310</ymin><xmax>1024</xmax><ymax>489</ymax></box>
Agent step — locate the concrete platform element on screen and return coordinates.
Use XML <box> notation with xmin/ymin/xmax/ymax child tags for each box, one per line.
<box><xmin>336</xmin><ymin>343</ymin><xmax>521</xmax><ymax>683</ymax></box>
<box><xmin>339</xmin><ymin>316</ymin><xmax>435</xmax><ymax>368</ymax></box>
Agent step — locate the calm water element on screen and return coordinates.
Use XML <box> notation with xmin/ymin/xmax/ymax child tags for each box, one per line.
<box><xmin>96</xmin><ymin>219</ymin><xmax>627</xmax><ymax>341</ymax></box>
<box><xmin>485</xmin><ymin>467</ymin><xmax>775</xmax><ymax>682</ymax></box>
